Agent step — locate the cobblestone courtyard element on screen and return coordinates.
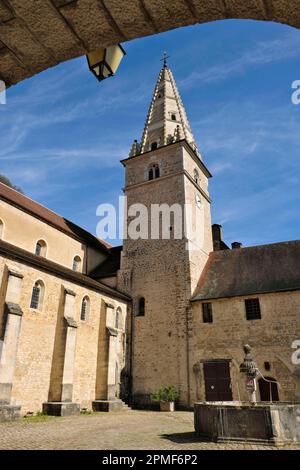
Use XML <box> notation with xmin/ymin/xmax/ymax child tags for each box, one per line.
<box><xmin>1</xmin><ymin>410</ymin><xmax>300</xmax><ymax>450</ymax></box>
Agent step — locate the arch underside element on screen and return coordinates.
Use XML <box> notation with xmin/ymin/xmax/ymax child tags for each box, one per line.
<box><xmin>0</xmin><ymin>0</ymin><xmax>299</xmax><ymax>87</ymax></box>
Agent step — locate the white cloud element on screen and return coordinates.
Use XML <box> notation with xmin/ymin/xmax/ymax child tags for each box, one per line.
<box><xmin>180</xmin><ymin>31</ymin><xmax>300</xmax><ymax>88</ymax></box>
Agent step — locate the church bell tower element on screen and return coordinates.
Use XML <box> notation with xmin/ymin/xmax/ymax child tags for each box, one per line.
<box><xmin>118</xmin><ymin>58</ymin><xmax>213</xmax><ymax>407</ymax></box>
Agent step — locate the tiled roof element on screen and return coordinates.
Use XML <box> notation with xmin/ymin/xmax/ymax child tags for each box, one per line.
<box><xmin>91</xmin><ymin>246</ymin><xmax>122</xmax><ymax>279</ymax></box>
<box><xmin>0</xmin><ymin>182</ymin><xmax>109</xmax><ymax>252</ymax></box>
<box><xmin>192</xmin><ymin>240</ymin><xmax>300</xmax><ymax>301</ymax></box>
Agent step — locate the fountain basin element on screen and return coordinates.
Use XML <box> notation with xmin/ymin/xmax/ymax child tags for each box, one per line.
<box><xmin>194</xmin><ymin>402</ymin><xmax>300</xmax><ymax>445</ymax></box>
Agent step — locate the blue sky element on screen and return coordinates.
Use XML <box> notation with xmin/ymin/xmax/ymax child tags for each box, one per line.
<box><xmin>0</xmin><ymin>19</ymin><xmax>300</xmax><ymax>248</ymax></box>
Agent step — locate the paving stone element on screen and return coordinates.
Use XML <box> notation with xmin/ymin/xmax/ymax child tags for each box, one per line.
<box><xmin>0</xmin><ymin>411</ymin><xmax>299</xmax><ymax>450</ymax></box>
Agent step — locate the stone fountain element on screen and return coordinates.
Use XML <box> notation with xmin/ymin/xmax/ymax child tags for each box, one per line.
<box><xmin>194</xmin><ymin>345</ymin><xmax>300</xmax><ymax>446</ymax></box>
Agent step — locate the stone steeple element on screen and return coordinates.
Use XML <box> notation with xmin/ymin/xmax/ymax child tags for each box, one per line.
<box><xmin>129</xmin><ymin>59</ymin><xmax>201</xmax><ymax>158</ymax></box>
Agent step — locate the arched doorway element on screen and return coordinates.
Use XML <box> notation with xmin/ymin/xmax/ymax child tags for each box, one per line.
<box><xmin>258</xmin><ymin>377</ymin><xmax>279</xmax><ymax>402</ymax></box>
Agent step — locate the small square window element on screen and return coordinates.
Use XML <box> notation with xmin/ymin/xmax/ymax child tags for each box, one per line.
<box><xmin>202</xmin><ymin>303</ymin><xmax>213</xmax><ymax>323</ymax></box>
<box><xmin>245</xmin><ymin>298</ymin><xmax>261</xmax><ymax>320</ymax></box>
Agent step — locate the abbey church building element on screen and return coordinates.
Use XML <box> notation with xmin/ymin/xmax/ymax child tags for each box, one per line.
<box><xmin>1</xmin><ymin>61</ymin><xmax>300</xmax><ymax>419</ymax></box>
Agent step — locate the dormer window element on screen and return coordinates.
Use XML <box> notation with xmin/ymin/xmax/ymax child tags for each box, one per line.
<box><xmin>151</xmin><ymin>142</ymin><xmax>158</xmax><ymax>151</ymax></box>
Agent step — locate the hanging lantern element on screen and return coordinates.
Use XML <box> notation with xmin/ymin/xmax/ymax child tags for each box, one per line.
<box><xmin>86</xmin><ymin>44</ymin><xmax>126</xmax><ymax>82</ymax></box>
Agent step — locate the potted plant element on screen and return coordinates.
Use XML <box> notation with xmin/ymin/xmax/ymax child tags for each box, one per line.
<box><xmin>151</xmin><ymin>386</ymin><xmax>179</xmax><ymax>412</ymax></box>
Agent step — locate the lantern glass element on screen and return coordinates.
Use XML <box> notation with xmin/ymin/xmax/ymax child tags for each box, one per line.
<box><xmin>87</xmin><ymin>44</ymin><xmax>126</xmax><ymax>82</ymax></box>
<box><xmin>87</xmin><ymin>49</ymin><xmax>105</xmax><ymax>68</ymax></box>
<box><xmin>105</xmin><ymin>45</ymin><xmax>125</xmax><ymax>75</ymax></box>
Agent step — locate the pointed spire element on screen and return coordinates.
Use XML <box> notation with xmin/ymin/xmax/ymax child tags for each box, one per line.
<box><xmin>136</xmin><ymin>59</ymin><xmax>201</xmax><ymax>158</ymax></box>
<box><xmin>162</xmin><ymin>51</ymin><xmax>169</xmax><ymax>68</ymax></box>
<box><xmin>129</xmin><ymin>139</ymin><xmax>140</xmax><ymax>157</ymax></box>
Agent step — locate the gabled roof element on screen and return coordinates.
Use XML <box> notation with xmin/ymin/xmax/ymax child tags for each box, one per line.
<box><xmin>192</xmin><ymin>240</ymin><xmax>300</xmax><ymax>302</ymax></box>
<box><xmin>0</xmin><ymin>182</ymin><xmax>109</xmax><ymax>253</ymax></box>
<box><xmin>91</xmin><ymin>245</ymin><xmax>122</xmax><ymax>279</ymax></box>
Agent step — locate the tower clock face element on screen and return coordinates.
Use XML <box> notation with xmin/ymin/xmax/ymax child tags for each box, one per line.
<box><xmin>195</xmin><ymin>194</ymin><xmax>201</xmax><ymax>208</ymax></box>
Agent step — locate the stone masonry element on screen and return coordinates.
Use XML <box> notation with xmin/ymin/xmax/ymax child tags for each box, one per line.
<box><xmin>1</xmin><ymin>1</ymin><xmax>300</xmax><ymax>87</ymax></box>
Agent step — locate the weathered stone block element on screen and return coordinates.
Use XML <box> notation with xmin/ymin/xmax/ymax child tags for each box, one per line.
<box><xmin>42</xmin><ymin>401</ymin><xmax>80</xmax><ymax>417</ymax></box>
<box><xmin>92</xmin><ymin>399</ymin><xmax>123</xmax><ymax>412</ymax></box>
<box><xmin>0</xmin><ymin>404</ymin><xmax>21</xmax><ymax>422</ymax></box>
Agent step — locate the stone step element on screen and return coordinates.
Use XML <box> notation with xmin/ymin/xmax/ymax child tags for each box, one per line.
<box><xmin>92</xmin><ymin>400</ymin><xmax>132</xmax><ymax>412</ymax></box>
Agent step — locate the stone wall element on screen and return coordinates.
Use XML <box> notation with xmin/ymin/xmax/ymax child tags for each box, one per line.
<box><xmin>0</xmin><ymin>253</ymin><xmax>128</xmax><ymax>415</ymax></box>
<box><xmin>119</xmin><ymin>141</ymin><xmax>212</xmax><ymax>407</ymax></box>
<box><xmin>1</xmin><ymin>1</ymin><xmax>299</xmax><ymax>87</ymax></box>
<box><xmin>0</xmin><ymin>199</ymin><xmax>107</xmax><ymax>274</ymax></box>
<box><xmin>190</xmin><ymin>291</ymin><xmax>300</xmax><ymax>403</ymax></box>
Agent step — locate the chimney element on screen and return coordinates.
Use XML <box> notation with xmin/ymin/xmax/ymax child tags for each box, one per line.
<box><xmin>212</xmin><ymin>224</ymin><xmax>222</xmax><ymax>242</ymax></box>
<box><xmin>231</xmin><ymin>242</ymin><xmax>242</xmax><ymax>250</ymax></box>
<box><xmin>212</xmin><ymin>224</ymin><xmax>224</xmax><ymax>251</ymax></box>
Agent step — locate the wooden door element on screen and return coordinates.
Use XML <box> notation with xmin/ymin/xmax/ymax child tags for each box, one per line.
<box><xmin>203</xmin><ymin>360</ymin><xmax>233</xmax><ymax>401</ymax></box>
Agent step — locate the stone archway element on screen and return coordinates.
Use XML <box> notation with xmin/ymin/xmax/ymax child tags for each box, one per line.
<box><xmin>0</xmin><ymin>1</ymin><xmax>299</xmax><ymax>87</ymax></box>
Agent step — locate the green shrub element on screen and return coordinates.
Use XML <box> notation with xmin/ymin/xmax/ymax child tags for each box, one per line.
<box><xmin>151</xmin><ymin>386</ymin><xmax>179</xmax><ymax>403</ymax></box>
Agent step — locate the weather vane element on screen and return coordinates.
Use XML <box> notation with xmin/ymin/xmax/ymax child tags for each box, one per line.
<box><xmin>160</xmin><ymin>51</ymin><xmax>170</xmax><ymax>67</ymax></box>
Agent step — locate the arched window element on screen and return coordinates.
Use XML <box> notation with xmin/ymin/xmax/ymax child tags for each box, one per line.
<box><xmin>35</xmin><ymin>240</ymin><xmax>47</xmax><ymax>257</ymax></box>
<box><xmin>171</xmin><ymin>113</ymin><xmax>176</xmax><ymax>121</ymax></box>
<box><xmin>116</xmin><ymin>307</ymin><xmax>122</xmax><ymax>329</ymax></box>
<box><xmin>137</xmin><ymin>297</ymin><xmax>145</xmax><ymax>317</ymax></box>
<box><xmin>0</xmin><ymin>219</ymin><xmax>4</xmax><ymax>239</ymax></box>
<box><xmin>258</xmin><ymin>377</ymin><xmax>279</xmax><ymax>402</ymax></box>
<box><xmin>30</xmin><ymin>280</ymin><xmax>45</xmax><ymax>310</ymax></box>
<box><xmin>151</xmin><ymin>142</ymin><xmax>158</xmax><ymax>151</ymax></box>
<box><xmin>148</xmin><ymin>164</ymin><xmax>160</xmax><ymax>181</ymax></box>
<box><xmin>81</xmin><ymin>296</ymin><xmax>90</xmax><ymax>321</ymax></box>
<box><xmin>194</xmin><ymin>169</ymin><xmax>200</xmax><ymax>185</ymax></box>
<box><xmin>72</xmin><ymin>255</ymin><xmax>82</xmax><ymax>272</ymax></box>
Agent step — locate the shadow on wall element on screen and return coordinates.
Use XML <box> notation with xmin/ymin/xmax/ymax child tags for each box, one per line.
<box><xmin>47</xmin><ymin>285</ymin><xmax>67</xmax><ymax>402</ymax></box>
<box><xmin>95</xmin><ymin>299</ymin><xmax>108</xmax><ymax>401</ymax></box>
